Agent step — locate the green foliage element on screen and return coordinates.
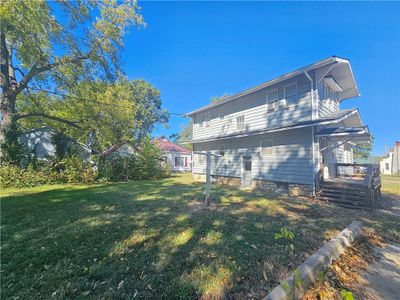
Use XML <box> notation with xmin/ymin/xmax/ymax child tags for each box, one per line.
<box><xmin>274</xmin><ymin>227</ymin><xmax>295</xmax><ymax>240</ymax></box>
<box><xmin>353</xmin><ymin>136</ymin><xmax>374</xmax><ymax>160</ymax></box>
<box><xmin>52</xmin><ymin>132</ymin><xmax>71</xmax><ymax>160</ymax></box>
<box><xmin>0</xmin><ymin>157</ymin><xmax>96</xmax><ymax>188</ymax></box>
<box><xmin>341</xmin><ymin>289</ymin><xmax>354</xmax><ymax>300</ymax></box>
<box><xmin>275</xmin><ymin>227</ymin><xmax>295</xmax><ymax>253</ymax></box>
<box><xmin>210</xmin><ymin>93</ymin><xmax>231</xmax><ymax>104</ymax></box>
<box><xmin>98</xmin><ymin>138</ymin><xmax>171</xmax><ymax>182</ymax></box>
<box><xmin>18</xmin><ymin>79</ymin><xmax>169</xmax><ymax>152</ymax></box>
<box><xmin>0</xmin><ymin>120</ymin><xmax>28</xmax><ymax>166</ymax></box>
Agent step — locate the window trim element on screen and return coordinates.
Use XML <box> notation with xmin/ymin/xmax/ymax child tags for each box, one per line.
<box><xmin>266</xmin><ymin>88</ymin><xmax>279</xmax><ymax>111</ymax></box>
<box><xmin>219</xmin><ymin>144</ymin><xmax>225</xmax><ymax>156</ymax></box>
<box><xmin>284</xmin><ymin>82</ymin><xmax>298</xmax><ymax>107</ymax></box>
<box><xmin>260</xmin><ymin>139</ymin><xmax>274</xmax><ymax>157</ymax></box>
<box><xmin>236</xmin><ymin>115</ymin><xmax>245</xmax><ymax>131</ymax></box>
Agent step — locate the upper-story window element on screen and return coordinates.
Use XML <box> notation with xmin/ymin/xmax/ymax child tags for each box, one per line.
<box><xmin>236</xmin><ymin>115</ymin><xmax>245</xmax><ymax>131</ymax></box>
<box><xmin>323</xmin><ymin>82</ymin><xmax>339</xmax><ymax>110</ymax></box>
<box><xmin>198</xmin><ymin>113</ymin><xmax>204</xmax><ymax>127</ymax></box>
<box><xmin>267</xmin><ymin>89</ymin><xmax>279</xmax><ymax>111</ymax></box>
<box><xmin>205</xmin><ymin>111</ymin><xmax>211</xmax><ymax>127</ymax></box>
<box><xmin>284</xmin><ymin>83</ymin><xmax>298</xmax><ymax>106</ymax></box>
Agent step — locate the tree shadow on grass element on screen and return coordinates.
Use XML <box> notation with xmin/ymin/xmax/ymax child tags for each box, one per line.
<box><xmin>1</xmin><ymin>177</ymin><xmax>399</xmax><ymax>299</ymax></box>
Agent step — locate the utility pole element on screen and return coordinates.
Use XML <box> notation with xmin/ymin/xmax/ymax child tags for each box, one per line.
<box><xmin>194</xmin><ymin>151</ymin><xmax>221</xmax><ymax>206</ymax></box>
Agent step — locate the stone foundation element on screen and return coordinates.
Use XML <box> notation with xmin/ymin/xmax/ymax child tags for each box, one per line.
<box><xmin>253</xmin><ymin>179</ymin><xmax>278</xmax><ymax>192</ymax></box>
<box><xmin>193</xmin><ymin>174</ymin><xmax>313</xmax><ymax>196</ymax></box>
<box><xmin>288</xmin><ymin>183</ymin><xmax>313</xmax><ymax>197</ymax></box>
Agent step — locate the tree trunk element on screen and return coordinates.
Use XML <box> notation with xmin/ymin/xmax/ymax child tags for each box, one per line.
<box><xmin>0</xmin><ymin>91</ymin><xmax>16</xmax><ymax>143</ymax></box>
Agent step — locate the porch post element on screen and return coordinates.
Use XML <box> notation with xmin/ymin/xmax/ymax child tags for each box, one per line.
<box><xmin>205</xmin><ymin>151</ymin><xmax>211</xmax><ymax>206</ymax></box>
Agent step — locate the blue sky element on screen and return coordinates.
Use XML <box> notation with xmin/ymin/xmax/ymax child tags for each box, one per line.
<box><xmin>122</xmin><ymin>1</ymin><xmax>400</xmax><ymax>156</ymax></box>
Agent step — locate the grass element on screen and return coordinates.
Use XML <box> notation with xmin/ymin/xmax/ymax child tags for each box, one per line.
<box><xmin>381</xmin><ymin>174</ymin><xmax>400</xmax><ymax>196</ymax></box>
<box><xmin>1</xmin><ymin>173</ymin><xmax>399</xmax><ymax>299</ymax></box>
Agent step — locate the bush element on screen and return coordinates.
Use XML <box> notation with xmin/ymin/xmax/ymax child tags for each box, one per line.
<box><xmin>98</xmin><ymin>138</ymin><xmax>171</xmax><ymax>182</ymax></box>
<box><xmin>0</xmin><ymin>156</ymin><xmax>96</xmax><ymax>188</ymax></box>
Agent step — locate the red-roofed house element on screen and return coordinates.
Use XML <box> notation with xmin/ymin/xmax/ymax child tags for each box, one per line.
<box><xmin>155</xmin><ymin>137</ymin><xmax>192</xmax><ymax>172</ymax></box>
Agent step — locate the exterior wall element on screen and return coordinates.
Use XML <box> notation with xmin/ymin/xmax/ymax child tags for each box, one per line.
<box><xmin>163</xmin><ymin>151</ymin><xmax>192</xmax><ymax>172</ymax></box>
<box><xmin>380</xmin><ymin>153</ymin><xmax>393</xmax><ymax>175</ymax></box>
<box><xmin>19</xmin><ymin>128</ymin><xmax>91</xmax><ymax>161</ymax></box>
<box><xmin>322</xmin><ymin>141</ymin><xmax>354</xmax><ymax>178</ymax></box>
<box><xmin>192</xmin><ymin>72</ymin><xmax>316</xmax><ymax>141</ymax></box>
<box><xmin>192</xmin><ymin>127</ymin><xmax>314</xmax><ymax>185</ymax></box>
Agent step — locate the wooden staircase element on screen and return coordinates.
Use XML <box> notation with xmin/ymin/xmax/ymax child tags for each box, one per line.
<box><xmin>316</xmin><ymin>164</ymin><xmax>381</xmax><ymax>210</ymax></box>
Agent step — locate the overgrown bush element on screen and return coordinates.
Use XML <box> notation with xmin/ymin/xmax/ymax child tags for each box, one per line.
<box><xmin>98</xmin><ymin>139</ymin><xmax>171</xmax><ymax>182</ymax></box>
<box><xmin>0</xmin><ymin>156</ymin><xmax>96</xmax><ymax>188</ymax></box>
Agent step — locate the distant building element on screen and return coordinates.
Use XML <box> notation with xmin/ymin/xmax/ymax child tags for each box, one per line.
<box><xmin>380</xmin><ymin>141</ymin><xmax>400</xmax><ymax>175</ymax></box>
<box><xmin>19</xmin><ymin>127</ymin><xmax>91</xmax><ymax>161</ymax></box>
<box><xmin>99</xmin><ymin>142</ymin><xmax>136</xmax><ymax>160</ymax></box>
<box><xmin>155</xmin><ymin>137</ymin><xmax>192</xmax><ymax>172</ymax></box>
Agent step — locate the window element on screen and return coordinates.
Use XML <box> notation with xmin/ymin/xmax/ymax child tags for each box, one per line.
<box><xmin>219</xmin><ymin>144</ymin><xmax>225</xmax><ymax>156</ymax></box>
<box><xmin>386</xmin><ymin>163</ymin><xmax>390</xmax><ymax>171</ymax></box>
<box><xmin>175</xmin><ymin>156</ymin><xmax>185</xmax><ymax>167</ymax></box>
<box><xmin>284</xmin><ymin>83</ymin><xmax>298</xmax><ymax>106</ymax></box>
<box><xmin>261</xmin><ymin>139</ymin><xmax>274</xmax><ymax>156</ymax></box>
<box><xmin>219</xmin><ymin>109</ymin><xmax>225</xmax><ymax>119</ymax></box>
<box><xmin>205</xmin><ymin>111</ymin><xmax>211</xmax><ymax>127</ymax></box>
<box><xmin>198</xmin><ymin>113</ymin><xmax>204</xmax><ymax>127</ymax></box>
<box><xmin>236</xmin><ymin>115</ymin><xmax>245</xmax><ymax>131</ymax></box>
<box><xmin>267</xmin><ymin>89</ymin><xmax>279</xmax><ymax>111</ymax></box>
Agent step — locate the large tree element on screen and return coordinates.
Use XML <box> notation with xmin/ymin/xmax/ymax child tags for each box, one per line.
<box><xmin>0</xmin><ymin>0</ymin><xmax>143</xmax><ymax>136</ymax></box>
<box><xmin>18</xmin><ymin>78</ymin><xmax>168</xmax><ymax>151</ymax></box>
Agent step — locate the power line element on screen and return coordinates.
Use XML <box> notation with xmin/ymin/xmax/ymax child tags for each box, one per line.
<box><xmin>26</xmin><ymin>86</ymin><xmax>187</xmax><ymax>117</ymax></box>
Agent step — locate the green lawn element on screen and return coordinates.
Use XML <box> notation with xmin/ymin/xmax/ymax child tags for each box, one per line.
<box><xmin>381</xmin><ymin>174</ymin><xmax>400</xmax><ymax>196</ymax></box>
<box><xmin>1</xmin><ymin>174</ymin><xmax>399</xmax><ymax>299</ymax></box>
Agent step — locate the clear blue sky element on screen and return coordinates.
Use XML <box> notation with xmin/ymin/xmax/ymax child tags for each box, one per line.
<box><xmin>122</xmin><ymin>1</ymin><xmax>400</xmax><ymax>156</ymax></box>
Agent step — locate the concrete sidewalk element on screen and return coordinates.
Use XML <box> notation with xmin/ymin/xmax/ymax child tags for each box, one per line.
<box><xmin>361</xmin><ymin>242</ymin><xmax>400</xmax><ymax>299</ymax></box>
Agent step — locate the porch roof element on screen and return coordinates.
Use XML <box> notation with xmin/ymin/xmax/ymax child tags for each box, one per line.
<box><xmin>316</xmin><ymin>126</ymin><xmax>371</xmax><ymax>144</ymax></box>
<box><xmin>186</xmin><ymin>109</ymin><xmax>365</xmax><ymax>144</ymax></box>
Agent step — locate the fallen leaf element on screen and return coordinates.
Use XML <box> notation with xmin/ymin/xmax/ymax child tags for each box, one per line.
<box><xmin>117</xmin><ymin>280</ymin><xmax>124</xmax><ymax>290</ymax></box>
<box><xmin>262</xmin><ymin>271</ymin><xmax>268</xmax><ymax>283</ymax></box>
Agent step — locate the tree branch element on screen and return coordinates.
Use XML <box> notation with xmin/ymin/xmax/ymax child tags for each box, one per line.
<box><xmin>15</xmin><ymin>112</ymin><xmax>82</xmax><ymax>129</ymax></box>
<box><xmin>16</xmin><ymin>30</ymin><xmax>114</xmax><ymax>95</ymax></box>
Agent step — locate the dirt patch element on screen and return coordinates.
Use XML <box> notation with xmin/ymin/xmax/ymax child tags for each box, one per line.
<box><xmin>303</xmin><ymin>228</ymin><xmax>385</xmax><ymax>300</ymax></box>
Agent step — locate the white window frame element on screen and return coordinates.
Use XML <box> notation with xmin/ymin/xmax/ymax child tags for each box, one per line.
<box><xmin>236</xmin><ymin>115</ymin><xmax>245</xmax><ymax>131</ymax></box>
<box><xmin>267</xmin><ymin>88</ymin><xmax>279</xmax><ymax>111</ymax></box>
<box><xmin>284</xmin><ymin>82</ymin><xmax>298</xmax><ymax>107</ymax></box>
<box><xmin>260</xmin><ymin>139</ymin><xmax>274</xmax><ymax>157</ymax></box>
<box><xmin>198</xmin><ymin>113</ymin><xmax>204</xmax><ymax>128</ymax></box>
<box><xmin>205</xmin><ymin>111</ymin><xmax>211</xmax><ymax>127</ymax></box>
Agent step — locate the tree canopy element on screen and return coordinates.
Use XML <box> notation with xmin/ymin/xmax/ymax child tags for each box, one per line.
<box><xmin>1</xmin><ymin>0</ymin><xmax>144</xmax><ymax>135</ymax></box>
<box><xmin>18</xmin><ymin>79</ymin><xmax>168</xmax><ymax>151</ymax></box>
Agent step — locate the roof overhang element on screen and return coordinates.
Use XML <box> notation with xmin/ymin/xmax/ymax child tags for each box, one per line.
<box><xmin>316</xmin><ymin>126</ymin><xmax>371</xmax><ymax>144</ymax></box>
<box><xmin>185</xmin><ymin>109</ymin><xmax>364</xmax><ymax>144</ymax></box>
<box><xmin>186</xmin><ymin>56</ymin><xmax>359</xmax><ymax>116</ymax></box>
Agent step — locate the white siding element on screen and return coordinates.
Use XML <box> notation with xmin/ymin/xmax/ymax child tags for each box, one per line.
<box><xmin>192</xmin><ymin>74</ymin><xmax>314</xmax><ymax>141</ymax></box>
<box><xmin>317</xmin><ymin>81</ymin><xmax>340</xmax><ymax>117</ymax></box>
<box><xmin>193</xmin><ymin>127</ymin><xmax>313</xmax><ymax>184</ymax></box>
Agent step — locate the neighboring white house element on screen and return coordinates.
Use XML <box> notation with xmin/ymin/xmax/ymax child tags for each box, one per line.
<box><xmin>380</xmin><ymin>141</ymin><xmax>400</xmax><ymax>175</ymax></box>
<box><xmin>155</xmin><ymin>137</ymin><xmax>192</xmax><ymax>172</ymax></box>
<box><xmin>185</xmin><ymin>56</ymin><xmax>371</xmax><ymax>196</ymax></box>
<box><xmin>19</xmin><ymin>127</ymin><xmax>92</xmax><ymax>161</ymax></box>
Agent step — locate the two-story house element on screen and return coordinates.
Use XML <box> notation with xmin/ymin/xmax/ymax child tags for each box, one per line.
<box><xmin>185</xmin><ymin>56</ymin><xmax>371</xmax><ymax>196</ymax></box>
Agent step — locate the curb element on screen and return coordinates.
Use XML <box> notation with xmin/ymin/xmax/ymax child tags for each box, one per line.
<box><xmin>263</xmin><ymin>221</ymin><xmax>363</xmax><ymax>300</ymax></box>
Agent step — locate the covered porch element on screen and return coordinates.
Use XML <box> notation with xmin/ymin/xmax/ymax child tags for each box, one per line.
<box><xmin>314</xmin><ymin>112</ymin><xmax>381</xmax><ymax>209</ymax></box>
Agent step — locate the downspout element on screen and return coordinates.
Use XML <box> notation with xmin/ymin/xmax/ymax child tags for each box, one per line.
<box><xmin>304</xmin><ymin>70</ymin><xmax>317</xmax><ymax>197</ymax></box>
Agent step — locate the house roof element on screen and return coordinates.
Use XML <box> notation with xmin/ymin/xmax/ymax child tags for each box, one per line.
<box><xmin>186</xmin><ymin>56</ymin><xmax>359</xmax><ymax>116</ymax></box>
<box><xmin>99</xmin><ymin>142</ymin><xmax>134</xmax><ymax>158</ymax></box>
<box><xmin>186</xmin><ymin>109</ymin><xmax>364</xmax><ymax>144</ymax></box>
<box><xmin>156</xmin><ymin>138</ymin><xmax>191</xmax><ymax>153</ymax></box>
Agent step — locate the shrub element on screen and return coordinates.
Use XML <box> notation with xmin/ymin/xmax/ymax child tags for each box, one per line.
<box><xmin>0</xmin><ymin>156</ymin><xmax>96</xmax><ymax>188</ymax></box>
<box><xmin>97</xmin><ymin>138</ymin><xmax>171</xmax><ymax>182</ymax></box>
